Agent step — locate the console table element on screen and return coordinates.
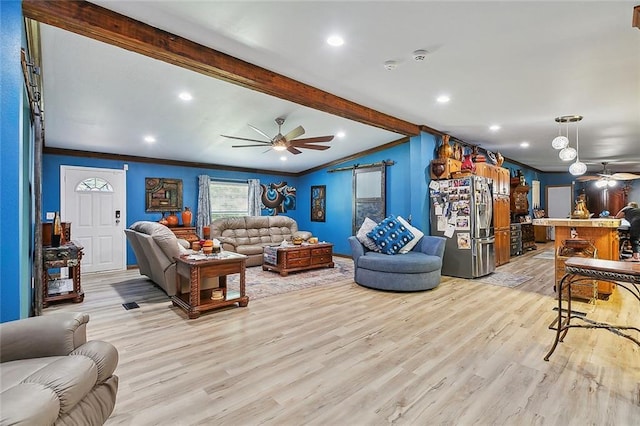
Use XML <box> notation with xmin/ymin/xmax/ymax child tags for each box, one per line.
<box><xmin>42</xmin><ymin>242</ymin><xmax>84</xmax><ymax>308</ymax></box>
<box><xmin>544</xmin><ymin>257</ymin><xmax>640</xmax><ymax>361</ymax></box>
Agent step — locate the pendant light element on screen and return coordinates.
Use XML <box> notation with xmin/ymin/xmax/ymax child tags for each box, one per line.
<box><xmin>551</xmin><ymin>120</ymin><xmax>569</xmax><ymax>149</ymax></box>
<box><xmin>567</xmin><ymin>115</ymin><xmax>586</xmax><ymax>176</ymax></box>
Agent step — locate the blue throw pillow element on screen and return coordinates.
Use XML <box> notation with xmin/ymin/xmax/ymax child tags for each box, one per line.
<box><xmin>366</xmin><ymin>215</ymin><xmax>415</xmax><ymax>255</ymax></box>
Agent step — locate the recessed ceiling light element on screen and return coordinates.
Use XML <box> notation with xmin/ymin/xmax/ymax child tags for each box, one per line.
<box><xmin>178</xmin><ymin>92</ymin><xmax>193</xmax><ymax>101</ymax></box>
<box><xmin>436</xmin><ymin>95</ymin><xmax>450</xmax><ymax>103</ymax></box>
<box><xmin>326</xmin><ymin>35</ymin><xmax>344</xmax><ymax>47</ymax></box>
<box><xmin>520</xmin><ymin>141</ymin><xmax>530</xmax><ymax>148</ymax></box>
<box><xmin>489</xmin><ymin>125</ymin><xmax>501</xmax><ymax>131</ymax></box>
<box><xmin>336</xmin><ymin>131</ymin><xmax>345</xmax><ymax>138</ymax></box>
<box><xmin>280</xmin><ymin>156</ymin><xmax>287</xmax><ymax>161</ymax></box>
<box><xmin>144</xmin><ymin>135</ymin><xmax>156</xmax><ymax>143</ymax></box>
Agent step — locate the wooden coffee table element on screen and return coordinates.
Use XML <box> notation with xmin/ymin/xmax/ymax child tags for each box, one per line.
<box><xmin>173</xmin><ymin>252</ymin><xmax>248</xmax><ymax>319</ymax></box>
<box><xmin>262</xmin><ymin>242</ymin><xmax>334</xmax><ymax>276</ymax></box>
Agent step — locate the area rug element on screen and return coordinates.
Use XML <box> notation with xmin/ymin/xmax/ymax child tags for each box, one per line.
<box><xmin>475</xmin><ymin>271</ymin><xmax>533</xmax><ymax>288</ymax></box>
<box><xmin>226</xmin><ymin>257</ymin><xmax>354</xmax><ymax>300</ymax></box>
<box><xmin>533</xmin><ymin>249</ymin><xmax>555</xmax><ymax>260</ymax></box>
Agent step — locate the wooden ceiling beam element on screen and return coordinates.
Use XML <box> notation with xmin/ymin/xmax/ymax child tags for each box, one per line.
<box><xmin>22</xmin><ymin>0</ymin><xmax>420</xmax><ymax>136</ymax></box>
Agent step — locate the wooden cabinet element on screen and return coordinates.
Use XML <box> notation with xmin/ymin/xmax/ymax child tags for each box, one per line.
<box><xmin>534</xmin><ymin>225</ymin><xmax>549</xmax><ymax>243</ymax></box>
<box><xmin>510</xmin><ymin>183</ymin><xmax>530</xmax><ymax>216</ymax></box>
<box><xmin>475</xmin><ymin>163</ymin><xmax>510</xmax><ymax>196</ymax></box>
<box><xmin>510</xmin><ymin>223</ymin><xmax>522</xmax><ymax>257</ymax></box>
<box><xmin>43</xmin><ymin>242</ymin><xmax>84</xmax><ymax>308</ymax></box>
<box><xmin>521</xmin><ymin>223</ymin><xmax>536</xmax><ymax>251</ymax></box>
<box><xmin>495</xmin><ymin>229</ymin><xmax>511</xmax><ymax>267</ymax></box>
<box><xmin>430</xmin><ymin>158</ymin><xmax>462</xmax><ymax>180</ymax></box>
<box><xmin>170</xmin><ymin>226</ymin><xmax>199</xmax><ymax>244</ymax></box>
<box><xmin>493</xmin><ymin>195</ymin><xmax>511</xmax><ymax>266</ymax></box>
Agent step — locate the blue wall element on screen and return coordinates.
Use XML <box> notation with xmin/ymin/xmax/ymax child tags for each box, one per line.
<box><xmin>43</xmin><ymin>154</ymin><xmax>301</xmax><ymax>266</ymax></box>
<box><xmin>1</xmin><ymin>0</ymin><xmax>31</xmax><ymax>322</ymax></box>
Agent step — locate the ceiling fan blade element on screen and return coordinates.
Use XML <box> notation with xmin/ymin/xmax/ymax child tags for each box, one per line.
<box><xmin>231</xmin><ymin>144</ymin><xmax>273</xmax><ymax>148</ymax></box>
<box><xmin>290</xmin><ymin>135</ymin><xmax>334</xmax><ymax>144</ymax></box>
<box><xmin>291</xmin><ymin>143</ymin><xmax>330</xmax><ymax>151</ymax></box>
<box><xmin>283</xmin><ymin>125</ymin><xmax>305</xmax><ymax>141</ymax></box>
<box><xmin>576</xmin><ymin>175</ymin><xmax>600</xmax><ymax>181</ymax></box>
<box><xmin>221</xmin><ymin>135</ymin><xmax>272</xmax><ymax>144</ymax></box>
<box><xmin>247</xmin><ymin>124</ymin><xmax>272</xmax><ymax>141</ymax></box>
<box><xmin>610</xmin><ymin>172</ymin><xmax>640</xmax><ymax>180</ymax></box>
<box><xmin>287</xmin><ymin>146</ymin><xmax>302</xmax><ymax>155</ymax></box>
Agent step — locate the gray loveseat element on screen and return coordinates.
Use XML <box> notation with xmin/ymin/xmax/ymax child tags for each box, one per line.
<box><xmin>210</xmin><ymin>216</ymin><xmax>311</xmax><ymax>267</ymax></box>
<box><xmin>0</xmin><ymin>312</ymin><xmax>118</xmax><ymax>425</ymax></box>
<box><xmin>125</xmin><ymin>221</ymin><xmax>218</xmax><ymax>296</ymax></box>
<box><xmin>348</xmin><ymin>235</ymin><xmax>446</xmax><ymax>291</ymax></box>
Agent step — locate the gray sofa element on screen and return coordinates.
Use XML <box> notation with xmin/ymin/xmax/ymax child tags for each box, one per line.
<box><xmin>210</xmin><ymin>216</ymin><xmax>311</xmax><ymax>267</ymax></box>
<box><xmin>125</xmin><ymin>221</ymin><xmax>218</xmax><ymax>296</ymax></box>
<box><xmin>348</xmin><ymin>235</ymin><xmax>446</xmax><ymax>291</ymax></box>
<box><xmin>0</xmin><ymin>312</ymin><xmax>118</xmax><ymax>425</ymax></box>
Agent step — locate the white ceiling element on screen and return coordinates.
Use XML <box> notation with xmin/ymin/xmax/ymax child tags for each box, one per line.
<box><xmin>38</xmin><ymin>1</ymin><xmax>640</xmax><ymax>174</ymax></box>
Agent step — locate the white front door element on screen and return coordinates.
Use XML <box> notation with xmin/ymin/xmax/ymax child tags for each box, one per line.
<box><xmin>61</xmin><ymin>166</ymin><xmax>126</xmax><ymax>273</ymax></box>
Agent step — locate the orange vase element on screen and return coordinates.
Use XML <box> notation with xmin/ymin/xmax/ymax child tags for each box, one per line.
<box><xmin>181</xmin><ymin>207</ymin><xmax>193</xmax><ymax>227</ymax></box>
<box><xmin>166</xmin><ymin>212</ymin><xmax>179</xmax><ymax>227</ymax></box>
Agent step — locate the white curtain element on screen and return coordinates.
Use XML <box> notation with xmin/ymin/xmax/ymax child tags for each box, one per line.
<box><xmin>196</xmin><ymin>175</ymin><xmax>211</xmax><ymax>238</ymax></box>
<box><xmin>248</xmin><ymin>179</ymin><xmax>262</xmax><ymax>216</ymax></box>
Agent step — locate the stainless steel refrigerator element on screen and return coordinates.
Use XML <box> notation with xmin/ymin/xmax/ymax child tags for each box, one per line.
<box><xmin>429</xmin><ymin>175</ymin><xmax>495</xmax><ymax>278</ymax></box>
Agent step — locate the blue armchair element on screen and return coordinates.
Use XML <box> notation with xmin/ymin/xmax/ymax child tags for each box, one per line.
<box><xmin>348</xmin><ymin>234</ymin><xmax>446</xmax><ymax>291</ymax></box>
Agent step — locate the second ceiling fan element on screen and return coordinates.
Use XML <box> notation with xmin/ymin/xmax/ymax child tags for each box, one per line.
<box><xmin>576</xmin><ymin>162</ymin><xmax>640</xmax><ymax>186</ymax></box>
<box><xmin>221</xmin><ymin>117</ymin><xmax>334</xmax><ymax>155</ymax></box>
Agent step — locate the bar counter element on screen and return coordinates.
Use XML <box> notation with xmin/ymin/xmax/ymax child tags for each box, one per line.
<box><xmin>532</xmin><ymin>218</ymin><xmax>621</xmax><ymax>298</ymax></box>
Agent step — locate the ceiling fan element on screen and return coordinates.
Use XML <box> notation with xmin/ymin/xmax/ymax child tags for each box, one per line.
<box><xmin>576</xmin><ymin>162</ymin><xmax>640</xmax><ymax>187</ymax></box>
<box><xmin>220</xmin><ymin>117</ymin><xmax>334</xmax><ymax>155</ymax></box>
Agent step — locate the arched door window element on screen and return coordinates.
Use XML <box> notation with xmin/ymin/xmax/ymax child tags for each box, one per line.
<box><xmin>75</xmin><ymin>177</ymin><xmax>114</xmax><ymax>192</ymax></box>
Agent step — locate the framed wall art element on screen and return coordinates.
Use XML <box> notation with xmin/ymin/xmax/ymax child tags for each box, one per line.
<box><xmin>311</xmin><ymin>185</ymin><xmax>326</xmax><ymax>222</ymax></box>
<box><xmin>145</xmin><ymin>178</ymin><xmax>183</xmax><ymax>212</ymax></box>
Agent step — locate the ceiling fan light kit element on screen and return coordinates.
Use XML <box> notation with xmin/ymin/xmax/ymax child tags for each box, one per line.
<box><xmin>595</xmin><ymin>179</ymin><xmax>617</xmax><ymax>188</ymax></box>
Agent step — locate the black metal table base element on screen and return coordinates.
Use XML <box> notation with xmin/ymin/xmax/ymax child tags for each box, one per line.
<box><xmin>544</xmin><ymin>260</ymin><xmax>640</xmax><ymax>361</ymax></box>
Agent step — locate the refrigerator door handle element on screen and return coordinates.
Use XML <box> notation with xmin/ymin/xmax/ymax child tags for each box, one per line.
<box><xmin>479</xmin><ymin>237</ymin><xmax>495</xmax><ymax>244</ymax></box>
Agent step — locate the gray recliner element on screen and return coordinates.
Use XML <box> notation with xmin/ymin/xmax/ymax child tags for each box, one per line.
<box><xmin>0</xmin><ymin>312</ymin><xmax>118</xmax><ymax>425</ymax></box>
<box><xmin>348</xmin><ymin>235</ymin><xmax>446</xmax><ymax>291</ymax></box>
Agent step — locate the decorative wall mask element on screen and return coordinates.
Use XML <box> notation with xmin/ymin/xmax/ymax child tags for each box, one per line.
<box><xmin>261</xmin><ymin>181</ymin><xmax>296</xmax><ymax>215</ymax></box>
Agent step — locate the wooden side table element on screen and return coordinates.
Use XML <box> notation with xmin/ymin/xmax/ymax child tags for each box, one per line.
<box><xmin>42</xmin><ymin>242</ymin><xmax>84</xmax><ymax>308</ymax></box>
<box><xmin>173</xmin><ymin>252</ymin><xmax>248</xmax><ymax>319</ymax></box>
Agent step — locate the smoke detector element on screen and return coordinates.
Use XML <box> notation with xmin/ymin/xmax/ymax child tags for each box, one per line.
<box><xmin>384</xmin><ymin>60</ymin><xmax>399</xmax><ymax>71</ymax></box>
<box><xmin>412</xmin><ymin>49</ymin><xmax>428</xmax><ymax>61</ymax></box>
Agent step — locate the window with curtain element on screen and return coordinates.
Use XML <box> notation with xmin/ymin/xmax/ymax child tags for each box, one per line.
<box><xmin>209</xmin><ymin>181</ymin><xmax>249</xmax><ymax>220</ymax></box>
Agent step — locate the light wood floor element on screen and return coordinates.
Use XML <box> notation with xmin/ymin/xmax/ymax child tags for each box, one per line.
<box><xmin>45</xmin><ymin>243</ymin><xmax>640</xmax><ymax>425</ymax></box>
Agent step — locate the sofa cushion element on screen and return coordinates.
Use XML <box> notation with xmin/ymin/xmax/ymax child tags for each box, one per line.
<box><xmin>356</xmin><ymin>217</ymin><xmax>381</xmax><ymax>252</ymax></box>
<box><xmin>397</xmin><ymin>216</ymin><xmax>424</xmax><ymax>254</ymax></box>
<box><xmin>236</xmin><ymin>245</ymin><xmax>266</xmax><ymax>256</ymax></box>
<box><xmin>367</xmin><ymin>215</ymin><xmax>414</xmax><ymax>255</ymax></box>
<box><xmin>358</xmin><ymin>251</ymin><xmax>442</xmax><ymax>274</ymax></box>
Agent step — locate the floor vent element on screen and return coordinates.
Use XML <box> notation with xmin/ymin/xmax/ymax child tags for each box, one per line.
<box><xmin>122</xmin><ymin>302</ymin><xmax>140</xmax><ymax>310</ymax></box>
